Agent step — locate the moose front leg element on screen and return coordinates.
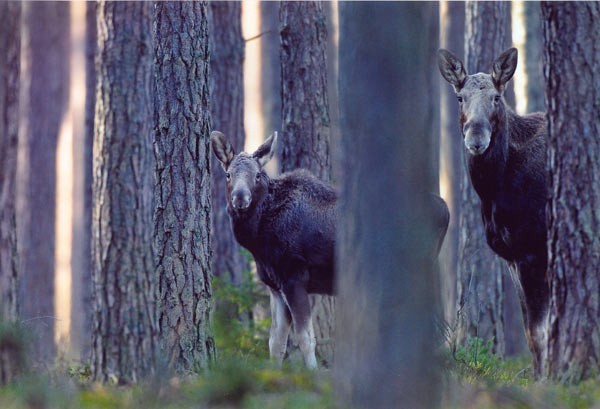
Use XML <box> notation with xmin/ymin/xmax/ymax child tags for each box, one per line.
<box><xmin>282</xmin><ymin>282</ymin><xmax>317</xmax><ymax>369</ymax></box>
<box><xmin>269</xmin><ymin>289</ymin><xmax>292</xmax><ymax>365</ymax></box>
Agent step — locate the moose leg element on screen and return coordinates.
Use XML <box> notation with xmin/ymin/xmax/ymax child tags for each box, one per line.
<box><xmin>282</xmin><ymin>282</ymin><xmax>317</xmax><ymax>369</ymax></box>
<box><xmin>269</xmin><ymin>289</ymin><xmax>292</xmax><ymax>365</ymax></box>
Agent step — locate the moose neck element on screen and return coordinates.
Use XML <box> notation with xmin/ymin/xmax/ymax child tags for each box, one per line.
<box><xmin>467</xmin><ymin>107</ymin><xmax>511</xmax><ymax>201</ymax></box>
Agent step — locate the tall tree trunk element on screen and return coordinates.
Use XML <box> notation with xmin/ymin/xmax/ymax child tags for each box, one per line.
<box><xmin>208</xmin><ymin>2</ymin><xmax>249</xmax><ymax>285</ymax></box>
<box><xmin>72</xmin><ymin>0</ymin><xmax>96</xmax><ymax>363</ymax></box>
<box><xmin>0</xmin><ymin>1</ymin><xmax>21</xmax><ymax>323</ymax></box>
<box><xmin>439</xmin><ymin>0</ymin><xmax>464</xmax><ymax>343</ymax></box>
<box><xmin>456</xmin><ymin>1</ymin><xmax>513</xmax><ymax>356</ymax></box>
<box><xmin>524</xmin><ymin>2</ymin><xmax>545</xmax><ymax>114</ymax></box>
<box><xmin>17</xmin><ymin>1</ymin><xmax>70</xmax><ymax>364</ymax></box>
<box><xmin>91</xmin><ymin>1</ymin><xmax>156</xmax><ymax>383</ymax></box>
<box><xmin>542</xmin><ymin>1</ymin><xmax>600</xmax><ymax>383</ymax></box>
<box><xmin>261</xmin><ymin>1</ymin><xmax>282</xmax><ymax>139</ymax></box>
<box><xmin>154</xmin><ymin>2</ymin><xmax>215</xmax><ymax>373</ymax></box>
<box><xmin>279</xmin><ymin>1</ymin><xmax>334</xmax><ymax>367</ymax></box>
<box><xmin>336</xmin><ymin>3</ymin><xmax>439</xmax><ymax>408</ymax></box>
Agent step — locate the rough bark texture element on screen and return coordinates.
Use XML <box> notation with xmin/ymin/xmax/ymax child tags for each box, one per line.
<box><xmin>91</xmin><ymin>1</ymin><xmax>156</xmax><ymax>383</ymax></box>
<box><xmin>17</xmin><ymin>1</ymin><xmax>70</xmax><ymax>364</ymax></box>
<box><xmin>336</xmin><ymin>3</ymin><xmax>439</xmax><ymax>408</ymax></box>
<box><xmin>208</xmin><ymin>2</ymin><xmax>249</xmax><ymax>285</ymax></box>
<box><xmin>279</xmin><ymin>1</ymin><xmax>335</xmax><ymax>367</ymax></box>
<box><xmin>439</xmin><ymin>0</ymin><xmax>464</xmax><ymax>340</ymax></box>
<box><xmin>0</xmin><ymin>1</ymin><xmax>21</xmax><ymax>323</ymax></box>
<box><xmin>261</xmin><ymin>1</ymin><xmax>282</xmax><ymax>139</ymax></box>
<box><xmin>524</xmin><ymin>2</ymin><xmax>545</xmax><ymax>113</ymax></box>
<box><xmin>542</xmin><ymin>1</ymin><xmax>600</xmax><ymax>383</ymax></box>
<box><xmin>456</xmin><ymin>1</ymin><xmax>511</xmax><ymax>355</ymax></box>
<box><xmin>154</xmin><ymin>2</ymin><xmax>215</xmax><ymax>373</ymax></box>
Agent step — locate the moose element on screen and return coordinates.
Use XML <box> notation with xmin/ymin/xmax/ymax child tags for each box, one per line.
<box><xmin>438</xmin><ymin>48</ymin><xmax>548</xmax><ymax>376</ymax></box>
<box><xmin>211</xmin><ymin>130</ymin><xmax>450</xmax><ymax>368</ymax></box>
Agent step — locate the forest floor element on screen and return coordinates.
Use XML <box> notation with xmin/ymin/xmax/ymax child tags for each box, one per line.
<box><xmin>2</xmin><ymin>276</ymin><xmax>600</xmax><ymax>408</ymax></box>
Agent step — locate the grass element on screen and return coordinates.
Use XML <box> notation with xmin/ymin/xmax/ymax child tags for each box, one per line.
<box><xmin>3</xmin><ymin>274</ymin><xmax>600</xmax><ymax>408</ymax></box>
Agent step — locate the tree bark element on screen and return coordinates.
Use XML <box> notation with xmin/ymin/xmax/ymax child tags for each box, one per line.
<box><xmin>261</xmin><ymin>1</ymin><xmax>282</xmax><ymax>139</ymax></box>
<box><xmin>279</xmin><ymin>1</ymin><xmax>334</xmax><ymax>367</ymax></box>
<box><xmin>336</xmin><ymin>3</ymin><xmax>439</xmax><ymax>408</ymax></box>
<box><xmin>0</xmin><ymin>1</ymin><xmax>21</xmax><ymax>323</ymax></box>
<box><xmin>154</xmin><ymin>1</ymin><xmax>215</xmax><ymax>373</ymax></box>
<box><xmin>208</xmin><ymin>2</ymin><xmax>249</xmax><ymax>285</ymax></box>
<box><xmin>91</xmin><ymin>1</ymin><xmax>156</xmax><ymax>383</ymax></box>
<box><xmin>455</xmin><ymin>1</ymin><xmax>514</xmax><ymax>356</ymax></box>
<box><xmin>524</xmin><ymin>2</ymin><xmax>545</xmax><ymax>114</ymax></box>
<box><xmin>542</xmin><ymin>1</ymin><xmax>600</xmax><ymax>383</ymax></box>
<box><xmin>17</xmin><ymin>1</ymin><xmax>70</xmax><ymax>364</ymax></box>
<box><xmin>439</xmin><ymin>0</ymin><xmax>464</xmax><ymax>343</ymax></box>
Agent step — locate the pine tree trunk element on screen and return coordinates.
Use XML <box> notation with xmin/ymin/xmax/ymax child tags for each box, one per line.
<box><xmin>542</xmin><ymin>1</ymin><xmax>600</xmax><ymax>383</ymax></box>
<box><xmin>208</xmin><ymin>2</ymin><xmax>249</xmax><ymax>285</ymax></box>
<box><xmin>439</xmin><ymin>0</ymin><xmax>464</xmax><ymax>341</ymax></box>
<box><xmin>336</xmin><ymin>3</ymin><xmax>440</xmax><ymax>408</ymax></box>
<box><xmin>72</xmin><ymin>0</ymin><xmax>96</xmax><ymax>363</ymax></box>
<box><xmin>154</xmin><ymin>2</ymin><xmax>215</xmax><ymax>373</ymax></box>
<box><xmin>0</xmin><ymin>1</ymin><xmax>21</xmax><ymax>323</ymax></box>
<box><xmin>524</xmin><ymin>2</ymin><xmax>545</xmax><ymax>114</ymax></box>
<box><xmin>456</xmin><ymin>1</ymin><xmax>512</xmax><ymax>355</ymax></box>
<box><xmin>279</xmin><ymin>1</ymin><xmax>334</xmax><ymax>367</ymax></box>
<box><xmin>17</xmin><ymin>1</ymin><xmax>70</xmax><ymax>364</ymax></box>
<box><xmin>260</xmin><ymin>1</ymin><xmax>282</xmax><ymax>139</ymax></box>
<box><xmin>91</xmin><ymin>1</ymin><xmax>156</xmax><ymax>383</ymax></box>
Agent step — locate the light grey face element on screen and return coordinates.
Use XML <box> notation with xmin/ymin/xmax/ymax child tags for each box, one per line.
<box><xmin>226</xmin><ymin>154</ymin><xmax>263</xmax><ymax>211</ymax></box>
<box><xmin>438</xmin><ymin>47</ymin><xmax>518</xmax><ymax>156</ymax></box>
<box><xmin>457</xmin><ymin>73</ymin><xmax>502</xmax><ymax>155</ymax></box>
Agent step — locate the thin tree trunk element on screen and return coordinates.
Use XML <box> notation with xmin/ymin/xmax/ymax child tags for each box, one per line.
<box><xmin>336</xmin><ymin>3</ymin><xmax>439</xmax><ymax>408</ymax></box>
<box><xmin>17</xmin><ymin>1</ymin><xmax>70</xmax><ymax>364</ymax></box>
<box><xmin>154</xmin><ymin>1</ymin><xmax>215</xmax><ymax>373</ymax></box>
<box><xmin>439</xmin><ymin>0</ymin><xmax>464</xmax><ymax>343</ymax></box>
<box><xmin>524</xmin><ymin>2</ymin><xmax>545</xmax><ymax>114</ymax></box>
<box><xmin>208</xmin><ymin>2</ymin><xmax>249</xmax><ymax>285</ymax></box>
<box><xmin>91</xmin><ymin>1</ymin><xmax>156</xmax><ymax>383</ymax></box>
<box><xmin>456</xmin><ymin>1</ymin><xmax>512</xmax><ymax>356</ymax></box>
<box><xmin>279</xmin><ymin>0</ymin><xmax>334</xmax><ymax>367</ymax></box>
<box><xmin>0</xmin><ymin>1</ymin><xmax>21</xmax><ymax>323</ymax></box>
<box><xmin>542</xmin><ymin>1</ymin><xmax>600</xmax><ymax>383</ymax></box>
<box><xmin>261</xmin><ymin>1</ymin><xmax>282</xmax><ymax>138</ymax></box>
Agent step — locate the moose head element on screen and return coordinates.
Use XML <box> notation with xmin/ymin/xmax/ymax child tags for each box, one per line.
<box><xmin>211</xmin><ymin>131</ymin><xmax>277</xmax><ymax>214</ymax></box>
<box><xmin>438</xmin><ymin>47</ymin><xmax>518</xmax><ymax>156</ymax></box>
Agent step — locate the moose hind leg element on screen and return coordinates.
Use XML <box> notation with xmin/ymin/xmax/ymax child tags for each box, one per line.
<box><xmin>282</xmin><ymin>282</ymin><xmax>317</xmax><ymax>369</ymax></box>
<box><xmin>269</xmin><ymin>289</ymin><xmax>292</xmax><ymax>365</ymax></box>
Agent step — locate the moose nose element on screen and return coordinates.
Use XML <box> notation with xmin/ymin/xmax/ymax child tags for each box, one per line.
<box><xmin>231</xmin><ymin>190</ymin><xmax>251</xmax><ymax>210</ymax></box>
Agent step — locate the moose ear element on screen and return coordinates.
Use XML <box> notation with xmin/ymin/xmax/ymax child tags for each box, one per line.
<box><xmin>492</xmin><ymin>47</ymin><xmax>518</xmax><ymax>90</ymax></box>
<box><xmin>438</xmin><ymin>49</ymin><xmax>467</xmax><ymax>91</ymax></box>
<box><xmin>210</xmin><ymin>131</ymin><xmax>235</xmax><ymax>171</ymax></box>
<box><xmin>252</xmin><ymin>132</ymin><xmax>278</xmax><ymax>168</ymax></box>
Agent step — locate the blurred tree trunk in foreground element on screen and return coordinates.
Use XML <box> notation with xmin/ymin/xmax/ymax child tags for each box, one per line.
<box><xmin>279</xmin><ymin>0</ymin><xmax>334</xmax><ymax>367</ymax></box>
<box><xmin>91</xmin><ymin>1</ymin><xmax>156</xmax><ymax>383</ymax></box>
<box><xmin>154</xmin><ymin>2</ymin><xmax>215</xmax><ymax>373</ymax></box>
<box><xmin>208</xmin><ymin>2</ymin><xmax>249</xmax><ymax>285</ymax></box>
<box><xmin>542</xmin><ymin>1</ymin><xmax>600</xmax><ymax>383</ymax></box>
<box><xmin>0</xmin><ymin>1</ymin><xmax>21</xmax><ymax>323</ymax></box>
<box><xmin>336</xmin><ymin>3</ymin><xmax>440</xmax><ymax>408</ymax></box>
<box><xmin>18</xmin><ymin>1</ymin><xmax>70</xmax><ymax>365</ymax></box>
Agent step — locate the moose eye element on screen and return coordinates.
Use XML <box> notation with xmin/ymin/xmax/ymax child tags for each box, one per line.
<box><xmin>225</xmin><ymin>172</ymin><xmax>231</xmax><ymax>181</ymax></box>
<box><xmin>457</xmin><ymin>95</ymin><xmax>463</xmax><ymax>103</ymax></box>
<box><xmin>494</xmin><ymin>95</ymin><xmax>501</xmax><ymax>103</ymax></box>
<box><xmin>255</xmin><ymin>173</ymin><xmax>261</xmax><ymax>182</ymax></box>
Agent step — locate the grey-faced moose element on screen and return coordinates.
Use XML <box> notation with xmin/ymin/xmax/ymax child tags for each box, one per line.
<box><xmin>438</xmin><ymin>48</ymin><xmax>548</xmax><ymax>376</ymax></box>
<box><xmin>211</xmin><ymin>130</ymin><xmax>450</xmax><ymax>368</ymax></box>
